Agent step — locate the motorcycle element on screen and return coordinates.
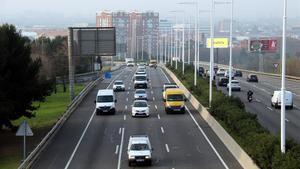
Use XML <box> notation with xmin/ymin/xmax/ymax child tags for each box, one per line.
<box><xmin>247</xmin><ymin>95</ymin><xmax>253</xmax><ymax>102</ymax></box>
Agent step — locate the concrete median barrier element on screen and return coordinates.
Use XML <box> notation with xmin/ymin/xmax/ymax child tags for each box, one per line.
<box><xmin>162</xmin><ymin>65</ymin><xmax>259</xmax><ymax>169</ymax></box>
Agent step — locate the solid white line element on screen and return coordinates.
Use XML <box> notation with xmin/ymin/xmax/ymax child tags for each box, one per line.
<box><xmin>124</xmin><ymin>115</ymin><xmax>126</xmax><ymax>121</ymax></box>
<box><xmin>160</xmin><ymin>68</ymin><xmax>171</xmax><ymax>83</ymax></box>
<box><xmin>162</xmin><ymin>66</ymin><xmax>228</xmax><ymax>169</ymax></box>
<box><xmin>117</xmin><ymin>128</ymin><xmax>125</xmax><ymax>169</ymax></box>
<box><xmin>161</xmin><ymin>127</ymin><xmax>165</xmax><ymax>134</ymax></box>
<box><xmin>64</xmin><ymin>109</ymin><xmax>96</xmax><ymax>169</ymax></box>
<box><xmin>185</xmin><ymin>107</ymin><xmax>229</xmax><ymax>169</ymax></box>
<box><xmin>157</xmin><ymin>114</ymin><xmax>161</xmax><ymax>120</ymax></box>
<box><xmin>115</xmin><ymin>145</ymin><xmax>119</xmax><ymax>154</ymax></box>
<box><xmin>155</xmin><ymin>105</ymin><xmax>158</xmax><ymax>110</ymax></box>
<box><xmin>119</xmin><ymin>128</ymin><xmax>122</xmax><ymax>135</ymax></box>
<box><xmin>267</xmin><ymin>107</ymin><xmax>273</xmax><ymax>111</ymax></box>
<box><xmin>165</xmin><ymin>144</ymin><xmax>170</xmax><ymax>153</ymax></box>
<box><xmin>64</xmin><ymin>70</ymin><xmax>124</xmax><ymax>169</ymax></box>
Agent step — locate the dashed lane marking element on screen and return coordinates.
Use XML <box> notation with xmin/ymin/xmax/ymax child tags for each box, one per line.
<box><xmin>165</xmin><ymin>144</ymin><xmax>170</xmax><ymax>153</ymax></box>
<box><xmin>161</xmin><ymin>127</ymin><xmax>165</xmax><ymax>134</ymax></box>
<box><xmin>115</xmin><ymin>145</ymin><xmax>119</xmax><ymax>154</ymax></box>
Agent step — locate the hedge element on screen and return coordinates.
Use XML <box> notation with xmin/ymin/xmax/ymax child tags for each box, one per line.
<box><xmin>166</xmin><ymin>63</ymin><xmax>300</xmax><ymax>169</ymax></box>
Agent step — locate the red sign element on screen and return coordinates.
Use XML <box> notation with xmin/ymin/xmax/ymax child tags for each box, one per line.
<box><xmin>249</xmin><ymin>39</ymin><xmax>278</xmax><ymax>53</ymax></box>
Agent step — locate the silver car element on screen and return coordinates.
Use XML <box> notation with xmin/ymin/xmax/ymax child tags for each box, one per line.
<box><xmin>134</xmin><ymin>89</ymin><xmax>148</xmax><ymax>100</ymax></box>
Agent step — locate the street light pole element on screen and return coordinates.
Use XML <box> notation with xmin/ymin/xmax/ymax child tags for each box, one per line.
<box><xmin>209</xmin><ymin>0</ymin><xmax>215</xmax><ymax>108</ymax></box>
<box><xmin>229</xmin><ymin>0</ymin><xmax>233</xmax><ymax>97</ymax></box>
<box><xmin>195</xmin><ymin>3</ymin><xmax>199</xmax><ymax>86</ymax></box>
<box><xmin>182</xmin><ymin>23</ymin><xmax>185</xmax><ymax>74</ymax></box>
<box><xmin>188</xmin><ymin>16</ymin><xmax>191</xmax><ymax>65</ymax></box>
<box><xmin>281</xmin><ymin>0</ymin><xmax>287</xmax><ymax>154</ymax></box>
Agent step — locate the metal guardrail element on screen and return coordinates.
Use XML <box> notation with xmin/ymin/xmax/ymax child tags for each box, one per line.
<box><xmin>18</xmin><ymin>63</ymin><xmax>125</xmax><ymax>169</ymax></box>
<box><xmin>199</xmin><ymin>61</ymin><xmax>300</xmax><ymax>81</ymax></box>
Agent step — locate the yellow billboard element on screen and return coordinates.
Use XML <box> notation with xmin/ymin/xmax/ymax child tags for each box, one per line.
<box><xmin>206</xmin><ymin>38</ymin><xmax>229</xmax><ymax>48</ymax></box>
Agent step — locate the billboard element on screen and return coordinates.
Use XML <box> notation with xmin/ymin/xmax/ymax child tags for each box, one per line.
<box><xmin>71</xmin><ymin>27</ymin><xmax>116</xmax><ymax>56</ymax></box>
<box><xmin>249</xmin><ymin>39</ymin><xmax>278</xmax><ymax>53</ymax></box>
<box><xmin>206</xmin><ymin>38</ymin><xmax>229</xmax><ymax>48</ymax></box>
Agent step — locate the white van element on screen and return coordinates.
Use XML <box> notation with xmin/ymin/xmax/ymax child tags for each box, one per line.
<box><xmin>95</xmin><ymin>89</ymin><xmax>117</xmax><ymax>115</ymax></box>
<box><xmin>133</xmin><ymin>75</ymin><xmax>148</xmax><ymax>89</ymax></box>
<box><xmin>271</xmin><ymin>90</ymin><xmax>293</xmax><ymax>109</ymax></box>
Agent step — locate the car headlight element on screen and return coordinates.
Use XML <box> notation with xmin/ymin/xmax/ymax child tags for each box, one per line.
<box><xmin>129</xmin><ymin>155</ymin><xmax>135</xmax><ymax>159</ymax></box>
<box><xmin>145</xmin><ymin>155</ymin><xmax>150</xmax><ymax>159</ymax></box>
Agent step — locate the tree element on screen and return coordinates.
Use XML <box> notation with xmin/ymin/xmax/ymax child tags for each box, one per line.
<box><xmin>0</xmin><ymin>24</ymin><xmax>53</xmax><ymax>130</ymax></box>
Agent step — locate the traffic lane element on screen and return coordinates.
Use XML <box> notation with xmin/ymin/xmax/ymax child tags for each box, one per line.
<box><xmin>240</xmin><ymin>72</ymin><xmax>300</xmax><ymax>101</ymax></box>
<box><xmin>32</xmin><ymin>69</ymin><xmax>125</xmax><ymax>169</ymax></box>
<box><xmin>217</xmin><ymin>79</ymin><xmax>300</xmax><ymax>142</ymax></box>
<box><xmin>120</xmin><ymin>67</ymin><xmax>169</xmax><ymax>168</ymax></box>
<box><xmin>66</xmin><ymin>68</ymin><xmax>135</xmax><ymax>169</ymax></box>
<box><xmin>156</xmin><ymin>67</ymin><xmax>241</xmax><ymax>169</ymax></box>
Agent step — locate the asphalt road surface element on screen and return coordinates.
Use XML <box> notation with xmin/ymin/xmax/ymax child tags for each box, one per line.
<box><xmin>209</xmin><ymin>68</ymin><xmax>300</xmax><ymax>142</ymax></box>
<box><xmin>32</xmin><ymin>66</ymin><xmax>242</xmax><ymax>169</ymax></box>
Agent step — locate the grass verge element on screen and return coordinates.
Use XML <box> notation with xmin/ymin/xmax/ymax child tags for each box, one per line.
<box><xmin>167</xmin><ymin>63</ymin><xmax>300</xmax><ymax>169</ymax></box>
<box><xmin>0</xmin><ymin>84</ymin><xmax>85</xmax><ymax>169</ymax></box>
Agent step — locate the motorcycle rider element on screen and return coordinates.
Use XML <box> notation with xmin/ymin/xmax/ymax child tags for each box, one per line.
<box><xmin>247</xmin><ymin>90</ymin><xmax>253</xmax><ymax>101</ymax></box>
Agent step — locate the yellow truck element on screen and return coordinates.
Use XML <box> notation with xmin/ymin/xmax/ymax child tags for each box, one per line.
<box><xmin>149</xmin><ymin>60</ymin><xmax>157</xmax><ymax>68</ymax></box>
<box><xmin>164</xmin><ymin>88</ymin><xmax>186</xmax><ymax>114</ymax></box>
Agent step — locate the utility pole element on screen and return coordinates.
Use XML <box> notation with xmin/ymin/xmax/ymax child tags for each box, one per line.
<box><xmin>209</xmin><ymin>0</ymin><xmax>215</xmax><ymax>108</ymax></box>
<box><xmin>281</xmin><ymin>0</ymin><xmax>287</xmax><ymax>154</ymax></box>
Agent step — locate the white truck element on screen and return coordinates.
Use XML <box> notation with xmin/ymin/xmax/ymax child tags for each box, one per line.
<box><xmin>126</xmin><ymin>58</ymin><xmax>135</xmax><ymax>67</ymax></box>
<box><xmin>127</xmin><ymin>135</ymin><xmax>152</xmax><ymax>166</ymax></box>
<box><xmin>95</xmin><ymin>89</ymin><xmax>117</xmax><ymax>115</ymax></box>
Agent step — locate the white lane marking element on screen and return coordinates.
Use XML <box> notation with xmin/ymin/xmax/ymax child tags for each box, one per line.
<box><xmin>160</xmin><ymin>68</ymin><xmax>171</xmax><ymax>83</ymax></box>
<box><xmin>256</xmin><ymin>99</ymin><xmax>261</xmax><ymax>102</ymax></box>
<box><xmin>119</xmin><ymin>128</ymin><xmax>122</xmax><ymax>135</ymax></box>
<box><xmin>115</xmin><ymin>145</ymin><xmax>119</xmax><ymax>154</ymax></box>
<box><xmin>128</xmin><ymin>87</ymin><xmax>131</xmax><ymax>90</ymax></box>
<box><xmin>126</xmin><ymin>98</ymin><xmax>129</xmax><ymax>101</ymax></box>
<box><xmin>267</xmin><ymin>107</ymin><xmax>273</xmax><ymax>111</ymax></box>
<box><xmin>127</xmin><ymin>91</ymin><xmax>129</xmax><ymax>95</ymax></box>
<box><xmin>161</xmin><ymin>127</ymin><xmax>165</xmax><ymax>134</ymax></box>
<box><xmin>155</xmin><ymin>105</ymin><xmax>158</xmax><ymax>110</ymax></box>
<box><xmin>64</xmin><ymin>71</ymin><xmax>124</xmax><ymax>169</ymax></box>
<box><xmin>162</xmin><ymin>66</ymin><xmax>229</xmax><ymax>169</ymax></box>
<box><xmin>157</xmin><ymin>114</ymin><xmax>161</xmax><ymax>119</ymax></box>
<box><xmin>125</xmin><ymin>105</ymin><xmax>127</xmax><ymax>110</ymax></box>
<box><xmin>64</xmin><ymin>110</ymin><xmax>96</xmax><ymax>169</ymax></box>
<box><xmin>151</xmin><ymin>90</ymin><xmax>154</xmax><ymax>94</ymax></box>
<box><xmin>124</xmin><ymin>115</ymin><xmax>126</xmax><ymax>121</ymax></box>
<box><xmin>117</xmin><ymin>128</ymin><xmax>125</xmax><ymax>169</ymax></box>
<box><xmin>153</xmin><ymin>97</ymin><xmax>155</xmax><ymax>101</ymax></box>
<box><xmin>185</xmin><ymin>107</ymin><xmax>229</xmax><ymax>169</ymax></box>
<box><xmin>165</xmin><ymin>144</ymin><xmax>170</xmax><ymax>153</ymax></box>
<box><xmin>285</xmin><ymin>118</ymin><xmax>290</xmax><ymax>122</ymax></box>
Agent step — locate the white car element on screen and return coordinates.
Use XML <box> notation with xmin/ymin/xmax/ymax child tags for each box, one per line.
<box><xmin>131</xmin><ymin>100</ymin><xmax>149</xmax><ymax>117</ymax></box>
<box><xmin>216</xmin><ymin>69</ymin><xmax>226</xmax><ymax>76</ymax></box>
<box><xmin>134</xmin><ymin>89</ymin><xmax>148</xmax><ymax>100</ymax></box>
<box><xmin>271</xmin><ymin>91</ymin><xmax>293</xmax><ymax>109</ymax></box>
<box><xmin>113</xmin><ymin>80</ymin><xmax>125</xmax><ymax>91</ymax></box>
<box><xmin>127</xmin><ymin>135</ymin><xmax>152</xmax><ymax>166</ymax></box>
<box><xmin>224</xmin><ymin>70</ymin><xmax>235</xmax><ymax>79</ymax></box>
<box><xmin>227</xmin><ymin>80</ymin><xmax>241</xmax><ymax>91</ymax></box>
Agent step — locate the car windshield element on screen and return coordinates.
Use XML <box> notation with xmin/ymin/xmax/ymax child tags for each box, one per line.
<box><xmin>165</xmin><ymin>86</ymin><xmax>177</xmax><ymax>90</ymax></box>
<box><xmin>135</xmin><ymin>76</ymin><xmax>146</xmax><ymax>81</ymax></box>
<box><xmin>251</xmin><ymin>75</ymin><xmax>257</xmax><ymax>78</ymax></box>
<box><xmin>130</xmin><ymin>143</ymin><xmax>149</xmax><ymax>151</ymax></box>
<box><xmin>133</xmin><ymin>101</ymin><xmax>147</xmax><ymax>107</ymax></box>
<box><xmin>167</xmin><ymin>94</ymin><xmax>184</xmax><ymax>101</ymax></box>
<box><xmin>115</xmin><ymin>82</ymin><xmax>123</xmax><ymax>85</ymax></box>
<box><xmin>97</xmin><ymin>95</ymin><xmax>113</xmax><ymax>102</ymax></box>
<box><xmin>136</xmin><ymin>90</ymin><xmax>146</xmax><ymax>94</ymax></box>
<box><xmin>232</xmin><ymin>81</ymin><xmax>239</xmax><ymax>84</ymax></box>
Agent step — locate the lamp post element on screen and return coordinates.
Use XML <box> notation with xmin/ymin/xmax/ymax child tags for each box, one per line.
<box><xmin>209</xmin><ymin>0</ymin><xmax>215</xmax><ymax>108</ymax></box>
<box><xmin>281</xmin><ymin>0</ymin><xmax>287</xmax><ymax>154</ymax></box>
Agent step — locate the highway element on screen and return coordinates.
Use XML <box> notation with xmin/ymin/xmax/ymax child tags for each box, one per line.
<box><xmin>212</xmin><ymin>68</ymin><xmax>300</xmax><ymax>142</ymax></box>
<box><xmin>32</xmin><ymin>66</ymin><xmax>242</xmax><ymax>169</ymax></box>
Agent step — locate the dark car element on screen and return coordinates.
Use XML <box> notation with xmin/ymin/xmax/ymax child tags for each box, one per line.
<box><xmin>235</xmin><ymin>70</ymin><xmax>243</xmax><ymax>77</ymax></box>
<box><xmin>218</xmin><ymin>77</ymin><xmax>229</xmax><ymax>87</ymax></box>
<box><xmin>198</xmin><ymin>67</ymin><xmax>205</xmax><ymax>76</ymax></box>
<box><xmin>247</xmin><ymin>74</ymin><xmax>258</xmax><ymax>82</ymax></box>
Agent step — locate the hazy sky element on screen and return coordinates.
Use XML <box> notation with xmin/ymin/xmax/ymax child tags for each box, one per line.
<box><xmin>1</xmin><ymin>0</ymin><xmax>300</xmax><ymax>25</ymax></box>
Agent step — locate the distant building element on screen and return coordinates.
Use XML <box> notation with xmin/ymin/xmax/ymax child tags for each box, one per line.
<box><xmin>96</xmin><ymin>11</ymin><xmax>159</xmax><ymax>60</ymax></box>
